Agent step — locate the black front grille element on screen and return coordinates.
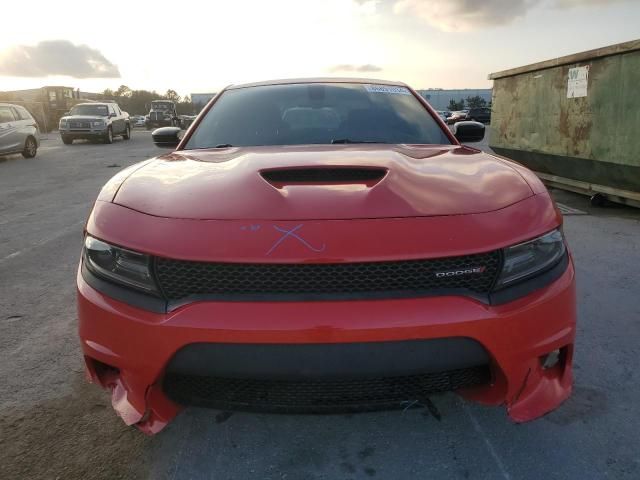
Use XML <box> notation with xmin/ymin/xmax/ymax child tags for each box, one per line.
<box><xmin>70</xmin><ymin>121</ymin><xmax>90</xmax><ymax>129</ymax></box>
<box><xmin>163</xmin><ymin>366</ymin><xmax>491</xmax><ymax>412</ymax></box>
<box><xmin>150</xmin><ymin>112</ymin><xmax>167</xmax><ymax>121</ymax></box>
<box><xmin>154</xmin><ymin>251</ymin><xmax>501</xmax><ymax>302</ymax></box>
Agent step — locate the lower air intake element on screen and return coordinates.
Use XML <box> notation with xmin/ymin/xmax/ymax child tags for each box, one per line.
<box><xmin>162</xmin><ymin>366</ymin><xmax>491</xmax><ymax>413</ymax></box>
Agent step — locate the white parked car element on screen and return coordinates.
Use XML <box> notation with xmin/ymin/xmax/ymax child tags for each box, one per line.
<box><xmin>0</xmin><ymin>103</ymin><xmax>40</xmax><ymax>158</ymax></box>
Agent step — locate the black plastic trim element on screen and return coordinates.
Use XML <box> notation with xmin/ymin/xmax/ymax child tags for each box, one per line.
<box><xmin>163</xmin><ymin>366</ymin><xmax>491</xmax><ymax>413</ymax></box>
<box><xmin>81</xmin><ymin>263</ymin><xmax>167</xmax><ymax>313</ymax></box>
<box><xmin>261</xmin><ymin>167</ymin><xmax>387</xmax><ymax>184</ymax></box>
<box><xmin>165</xmin><ymin>338</ymin><xmax>490</xmax><ymax>379</ymax></box>
<box><xmin>166</xmin><ymin>288</ymin><xmax>489</xmax><ymax>310</ymax></box>
<box><xmin>489</xmin><ymin>252</ymin><xmax>569</xmax><ymax>305</ymax></box>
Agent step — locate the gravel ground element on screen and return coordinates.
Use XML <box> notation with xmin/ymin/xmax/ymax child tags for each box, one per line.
<box><xmin>1</xmin><ymin>131</ymin><xmax>639</xmax><ymax>479</ymax></box>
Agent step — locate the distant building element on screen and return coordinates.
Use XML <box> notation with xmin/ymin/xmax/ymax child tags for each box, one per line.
<box><xmin>417</xmin><ymin>88</ymin><xmax>492</xmax><ymax>111</ymax></box>
<box><xmin>191</xmin><ymin>93</ymin><xmax>217</xmax><ymax>112</ymax></box>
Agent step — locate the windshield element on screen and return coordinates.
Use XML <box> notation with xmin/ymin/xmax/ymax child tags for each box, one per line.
<box><xmin>185</xmin><ymin>83</ymin><xmax>451</xmax><ymax>149</ymax></box>
<box><xmin>151</xmin><ymin>102</ymin><xmax>172</xmax><ymax>110</ymax></box>
<box><xmin>70</xmin><ymin>104</ymin><xmax>109</xmax><ymax>116</ymax></box>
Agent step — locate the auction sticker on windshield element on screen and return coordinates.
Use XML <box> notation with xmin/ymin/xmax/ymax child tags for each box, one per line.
<box><xmin>364</xmin><ymin>84</ymin><xmax>411</xmax><ymax>95</ymax></box>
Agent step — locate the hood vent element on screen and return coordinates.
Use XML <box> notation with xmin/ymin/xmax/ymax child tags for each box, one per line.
<box><xmin>261</xmin><ymin>167</ymin><xmax>387</xmax><ymax>186</ymax></box>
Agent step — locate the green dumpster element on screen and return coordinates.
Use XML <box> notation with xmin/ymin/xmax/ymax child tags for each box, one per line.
<box><xmin>489</xmin><ymin>39</ymin><xmax>640</xmax><ymax>207</ymax></box>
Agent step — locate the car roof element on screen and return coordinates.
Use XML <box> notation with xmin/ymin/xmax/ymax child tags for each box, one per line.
<box><xmin>227</xmin><ymin>77</ymin><xmax>408</xmax><ymax>90</ymax></box>
<box><xmin>0</xmin><ymin>102</ymin><xmax>26</xmax><ymax>108</ymax></box>
<box><xmin>74</xmin><ymin>102</ymin><xmax>111</xmax><ymax>107</ymax></box>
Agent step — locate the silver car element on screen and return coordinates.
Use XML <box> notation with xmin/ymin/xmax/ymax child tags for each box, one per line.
<box><xmin>58</xmin><ymin>102</ymin><xmax>130</xmax><ymax>144</ymax></box>
<box><xmin>0</xmin><ymin>103</ymin><xmax>40</xmax><ymax>158</ymax></box>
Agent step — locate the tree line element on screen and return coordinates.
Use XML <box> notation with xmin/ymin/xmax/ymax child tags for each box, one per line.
<box><xmin>99</xmin><ymin>85</ymin><xmax>196</xmax><ymax>115</ymax></box>
<box><xmin>448</xmin><ymin>95</ymin><xmax>490</xmax><ymax>111</ymax></box>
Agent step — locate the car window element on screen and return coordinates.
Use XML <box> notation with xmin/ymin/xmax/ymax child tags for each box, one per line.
<box><xmin>282</xmin><ymin>107</ymin><xmax>341</xmax><ymax>129</ymax></box>
<box><xmin>70</xmin><ymin>105</ymin><xmax>110</xmax><ymax>116</ymax></box>
<box><xmin>108</xmin><ymin>104</ymin><xmax>115</xmax><ymax>115</ymax></box>
<box><xmin>0</xmin><ymin>106</ymin><xmax>16</xmax><ymax>123</ymax></box>
<box><xmin>186</xmin><ymin>83</ymin><xmax>451</xmax><ymax>149</ymax></box>
<box><xmin>16</xmin><ymin>106</ymin><xmax>33</xmax><ymax>120</ymax></box>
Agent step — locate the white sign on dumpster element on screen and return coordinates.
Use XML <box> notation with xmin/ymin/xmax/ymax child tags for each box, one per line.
<box><xmin>567</xmin><ymin>66</ymin><xmax>589</xmax><ymax>98</ymax></box>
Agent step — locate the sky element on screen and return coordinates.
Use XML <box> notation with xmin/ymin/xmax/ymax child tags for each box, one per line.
<box><xmin>0</xmin><ymin>0</ymin><xmax>638</xmax><ymax>97</ymax></box>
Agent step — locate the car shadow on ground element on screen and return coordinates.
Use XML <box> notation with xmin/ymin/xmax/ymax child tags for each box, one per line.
<box><xmin>139</xmin><ymin>378</ymin><xmax>618</xmax><ymax>480</ymax></box>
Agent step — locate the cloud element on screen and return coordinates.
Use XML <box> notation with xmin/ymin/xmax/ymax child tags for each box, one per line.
<box><xmin>392</xmin><ymin>0</ymin><xmax>536</xmax><ymax>31</ymax></box>
<box><xmin>368</xmin><ymin>0</ymin><xmax>631</xmax><ymax>32</ymax></box>
<box><xmin>554</xmin><ymin>0</ymin><xmax>627</xmax><ymax>7</ymax></box>
<box><xmin>0</xmin><ymin>40</ymin><xmax>120</xmax><ymax>78</ymax></box>
<box><xmin>329</xmin><ymin>63</ymin><xmax>383</xmax><ymax>73</ymax></box>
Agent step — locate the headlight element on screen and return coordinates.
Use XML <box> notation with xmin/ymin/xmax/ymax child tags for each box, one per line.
<box><xmin>495</xmin><ymin>229</ymin><xmax>566</xmax><ymax>289</ymax></box>
<box><xmin>92</xmin><ymin>120</ymin><xmax>105</xmax><ymax>127</ymax></box>
<box><xmin>59</xmin><ymin>119</ymin><xmax>67</xmax><ymax>127</ymax></box>
<box><xmin>83</xmin><ymin>236</ymin><xmax>158</xmax><ymax>294</ymax></box>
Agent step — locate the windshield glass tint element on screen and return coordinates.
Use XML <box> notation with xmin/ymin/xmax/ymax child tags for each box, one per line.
<box><xmin>70</xmin><ymin>105</ymin><xmax>109</xmax><ymax>116</ymax></box>
<box><xmin>186</xmin><ymin>83</ymin><xmax>451</xmax><ymax>149</ymax></box>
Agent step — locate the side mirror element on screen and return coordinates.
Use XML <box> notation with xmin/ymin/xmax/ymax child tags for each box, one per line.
<box><xmin>64</xmin><ymin>111</ymin><xmax>70</xmax><ymax>116</ymax></box>
<box><xmin>152</xmin><ymin>126</ymin><xmax>182</xmax><ymax>148</ymax></box>
<box><xmin>453</xmin><ymin>121</ymin><xmax>485</xmax><ymax>143</ymax></box>
<box><xmin>109</xmin><ymin>112</ymin><xmax>117</xmax><ymax>118</ymax></box>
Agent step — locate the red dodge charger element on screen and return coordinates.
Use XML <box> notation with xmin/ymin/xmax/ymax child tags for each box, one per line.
<box><xmin>77</xmin><ymin>79</ymin><xmax>576</xmax><ymax>434</ymax></box>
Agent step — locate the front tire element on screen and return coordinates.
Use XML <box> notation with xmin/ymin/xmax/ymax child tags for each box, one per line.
<box><xmin>123</xmin><ymin>124</ymin><xmax>131</xmax><ymax>140</ymax></box>
<box><xmin>22</xmin><ymin>136</ymin><xmax>37</xmax><ymax>158</ymax></box>
<box><xmin>61</xmin><ymin>135</ymin><xmax>73</xmax><ymax>145</ymax></box>
<box><xmin>104</xmin><ymin>127</ymin><xmax>113</xmax><ymax>144</ymax></box>
<box><xmin>22</xmin><ymin>137</ymin><xmax>38</xmax><ymax>158</ymax></box>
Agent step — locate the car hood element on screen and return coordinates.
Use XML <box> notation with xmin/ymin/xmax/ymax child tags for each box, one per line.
<box><xmin>112</xmin><ymin>145</ymin><xmax>534</xmax><ymax>220</ymax></box>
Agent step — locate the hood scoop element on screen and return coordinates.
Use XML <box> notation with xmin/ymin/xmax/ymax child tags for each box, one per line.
<box><xmin>261</xmin><ymin>166</ymin><xmax>387</xmax><ymax>187</ymax></box>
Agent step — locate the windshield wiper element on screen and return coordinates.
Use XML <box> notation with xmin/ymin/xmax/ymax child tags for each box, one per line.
<box><xmin>331</xmin><ymin>138</ymin><xmax>388</xmax><ymax>144</ymax></box>
<box><xmin>214</xmin><ymin>143</ymin><xmax>233</xmax><ymax>148</ymax></box>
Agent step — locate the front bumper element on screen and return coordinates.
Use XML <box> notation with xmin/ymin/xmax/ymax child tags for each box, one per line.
<box><xmin>146</xmin><ymin>120</ymin><xmax>172</xmax><ymax>128</ymax></box>
<box><xmin>78</xmin><ymin>256</ymin><xmax>576</xmax><ymax>434</ymax></box>
<box><xmin>60</xmin><ymin>128</ymin><xmax>108</xmax><ymax>139</ymax></box>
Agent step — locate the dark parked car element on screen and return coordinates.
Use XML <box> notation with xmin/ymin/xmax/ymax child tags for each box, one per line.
<box><xmin>146</xmin><ymin>100</ymin><xmax>178</xmax><ymax>129</ymax></box>
<box><xmin>0</xmin><ymin>103</ymin><xmax>40</xmax><ymax>158</ymax></box>
<box><xmin>59</xmin><ymin>102</ymin><xmax>131</xmax><ymax>144</ymax></box>
<box><xmin>466</xmin><ymin>107</ymin><xmax>491</xmax><ymax>124</ymax></box>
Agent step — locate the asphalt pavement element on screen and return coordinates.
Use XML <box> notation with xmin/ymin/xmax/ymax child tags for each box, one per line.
<box><xmin>1</xmin><ymin>131</ymin><xmax>639</xmax><ymax>479</ymax></box>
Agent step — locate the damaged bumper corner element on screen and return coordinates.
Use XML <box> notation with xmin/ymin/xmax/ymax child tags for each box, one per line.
<box><xmin>84</xmin><ymin>356</ymin><xmax>182</xmax><ymax>434</ymax></box>
<box><xmin>505</xmin><ymin>345</ymin><xmax>574</xmax><ymax>422</ymax></box>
